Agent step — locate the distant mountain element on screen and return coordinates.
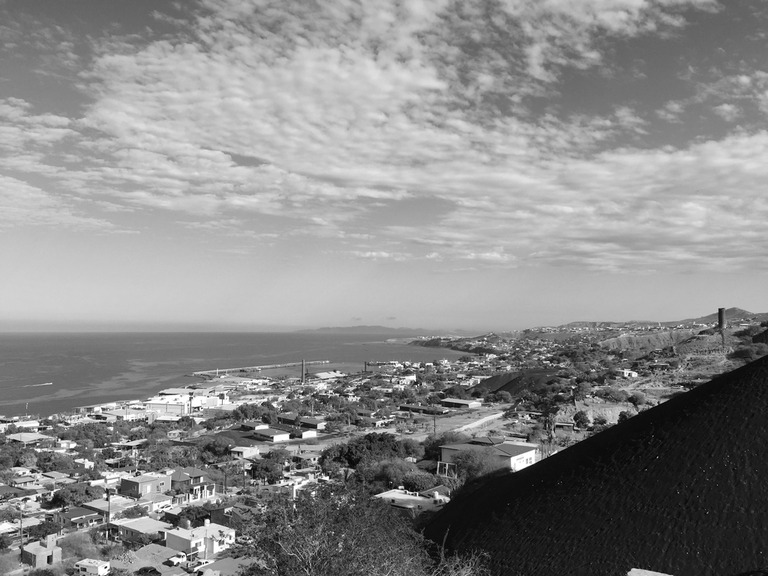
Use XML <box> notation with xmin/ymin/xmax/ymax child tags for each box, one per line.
<box><xmin>295</xmin><ymin>325</ymin><xmax>435</xmax><ymax>336</ymax></box>
<box><xmin>673</xmin><ymin>307</ymin><xmax>766</xmax><ymax>325</ymax></box>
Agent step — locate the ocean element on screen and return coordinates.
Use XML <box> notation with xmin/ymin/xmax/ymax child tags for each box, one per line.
<box><xmin>0</xmin><ymin>332</ymin><xmax>465</xmax><ymax>418</ymax></box>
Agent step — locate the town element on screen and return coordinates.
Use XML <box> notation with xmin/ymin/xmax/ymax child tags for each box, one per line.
<box><xmin>1</xmin><ymin>308</ymin><xmax>766</xmax><ymax>576</ymax></box>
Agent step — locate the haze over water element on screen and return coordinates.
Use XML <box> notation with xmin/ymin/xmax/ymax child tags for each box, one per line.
<box><xmin>0</xmin><ymin>332</ymin><xmax>465</xmax><ymax>418</ymax></box>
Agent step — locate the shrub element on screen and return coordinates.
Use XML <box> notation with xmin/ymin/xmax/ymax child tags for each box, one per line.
<box><xmin>628</xmin><ymin>391</ymin><xmax>646</xmax><ymax>407</ymax></box>
<box><xmin>572</xmin><ymin>411</ymin><xmax>590</xmax><ymax>429</ymax></box>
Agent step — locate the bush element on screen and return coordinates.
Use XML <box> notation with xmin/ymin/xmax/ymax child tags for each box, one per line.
<box><xmin>592</xmin><ymin>415</ymin><xmax>608</xmax><ymax>427</ymax></box>
<box><xmin>572</xmin><ymin>411</ymin><xmax>590</xmax><ymax>429</ymax></box>
<box><xmin>617</xmin><ymin>411</ymin><xmax>633</xmax><ymax>424</ymax></box>
<box><xmin>628</xmin><ymin>391</ymin><xmax>646</xmax><ymax>407</ymax></box>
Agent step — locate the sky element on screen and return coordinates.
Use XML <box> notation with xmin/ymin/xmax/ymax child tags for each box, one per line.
<box><xmin>2</xmin><ymin>0</ymin><xmax>768</xmax><ymax>332</ymax></box>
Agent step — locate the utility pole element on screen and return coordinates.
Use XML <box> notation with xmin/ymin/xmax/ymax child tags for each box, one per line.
<box><xmin>106</xmin><ymin>489</ymin><xmax>112</xmax><ymax>541</ymax></box>
<box><xmin>18</xmin><ymin>504</ymin><xmax>23</xmax><ymax>555</ymax></box>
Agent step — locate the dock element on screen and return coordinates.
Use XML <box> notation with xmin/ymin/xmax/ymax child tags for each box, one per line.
<box><xmin>192</xmin><ymin>360</ymin><xmax>330</xmax><ymax>379</ymax></box>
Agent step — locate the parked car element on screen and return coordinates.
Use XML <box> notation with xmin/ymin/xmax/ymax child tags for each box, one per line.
<box><xmin>167</xmin><ymin>552</ymin><xmax>187</xmax><ymax>566</ymax></box>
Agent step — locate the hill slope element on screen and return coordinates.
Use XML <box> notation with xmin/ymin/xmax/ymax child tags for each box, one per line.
<box><xmin>424</xmin><ymin>354</ymin><xmax>768</xmax><ymax>576</ymax></box>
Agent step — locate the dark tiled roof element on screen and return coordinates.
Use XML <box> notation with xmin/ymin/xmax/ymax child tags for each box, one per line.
<box><xmin>425</xmin><ymin>355</ymin><xmax>768</xmax><ymax>576</ymax></box>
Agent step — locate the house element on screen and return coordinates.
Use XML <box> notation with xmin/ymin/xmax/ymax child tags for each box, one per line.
<box><xmin>110</xmin><ymin>517</ymin><xmax>173</xmax><ymax>543</ymax></box>
<box><xmin>196</xmin><ymin>556</ymin><xmax>252</xmax><ymax>576</ymax></box>
<box><xmin>229</xmin><ymin>445</ymin><xmax>260</xmax><ymax>460</ymax></box>
<box><xmin>55</xmin><ymin>506</ymin><xmax>103</xmax><ymax>530</ymax></box>
<box><xmin>74</xmin><ymin>458</ymin><xmax>95</xmax><ymax>470</ymax></box>
<box><xmin>6</xmin><ymin>432</ymin><xmax>51</xmax><ymax>446</ymax></box>
<box><xmin>398</xmin><ymin>404</ymin><xmax>451</xmax><ymax>415</ymax></box>
<box><xmin>137</xmin><ymin>491</ymin><xmax>174</xmax><ymax>514</ymax></box>
<box><xmin>114</xmin><ymin>439</ymin><xmax>149</xmax><ymax>457</ymax></box>
<box><xmin>272</xmin><ymin>424</ymin><xmax>317</xmax><ymax>440</ymax></box>
<box><xmin>293</xmin><ymin>451</ymin><xmax>322</xmax><ymax>468</ymax></box>
<box><xmin>437</xmin><ymin>440</ymin><xmax>537</xmax><ymax>477</ymax></box>
<box><xmin>171</xmin><ymin>467</ymin><xmax>216</xmax><ymax>503</ymax></box>
<box><xmin>441</xmin><ymin>398</ymin><xmax>482</xmax><ymax>410</ymax></box>
<box><xmin>21</xmin><ymin>534</ymin><xmax>62</xmax><ymax>569</ymax></box>
<box><xmin>74</xmin><ymin>558</ymin><xmax>111</xmax><ymax>576</ymax></box>
<box><xmin>373</xmin><ymin>486</ymin><xmax>450</xmax><ymax>518</ymax></box>
<box><xmin>120</xmin><ymin>472</ymin><xmax>172</xmax><ymax>499</ymax></box>
<box><xmin>165</xmin><ymin>518</ymin><xmax>236</xmax><ymax>559</ymax></box>
<box><xmin>250</xmin><ymin>428</ymin><xmax>291</xmax><ymax>443</ymax></box>
<box><xmin>82</xmin><ymin>494</ymin><xmax>138</xmax><ymax>523</ymax></box>
<box><xmin>619</xmin><ymin>369</ymin><xmax>639</xmax><ymax>378</ymax></box>
<box><xmin>276</xmin><ymin>413</ymin><xmax>327</xmax><ymax>431</ymax></box>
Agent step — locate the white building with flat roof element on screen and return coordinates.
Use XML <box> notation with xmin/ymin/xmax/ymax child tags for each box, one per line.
<box><xmin>74</xmin><ymin>558</ymin><xmax>111</xmax><ymax>576</ymax></box>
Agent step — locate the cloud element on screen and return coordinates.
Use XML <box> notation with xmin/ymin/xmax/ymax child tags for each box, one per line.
<box><xmin>7</xmin><ymin>0</ymin><xmax>768</xmax><ymax>276</ymax></box>
<box><xmin>0</xmin><ymin>174</ymin><xmax>115</xmax><ymax>230</ymax></box>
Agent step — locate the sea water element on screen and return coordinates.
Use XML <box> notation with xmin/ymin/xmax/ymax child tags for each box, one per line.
<box><xmin>0</xmin><ymin>332</ymin><xmax>465</xmax><ymax>417</ymax></box>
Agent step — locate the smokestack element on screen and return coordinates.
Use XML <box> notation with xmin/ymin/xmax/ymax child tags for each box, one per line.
<box><xmin>718</xmin><ymin>308</ymin><xmax>727</xmax><ymax>330</ymax></box>
<box><xmin>301</xmin><ymin>359</ymin><xmax>305</xmax><ymax>384</ymax></box>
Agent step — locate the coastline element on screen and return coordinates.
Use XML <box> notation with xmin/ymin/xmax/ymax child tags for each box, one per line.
<box><xmin>0</xmin><ymin>332</ymin><xmax>466</xmax><ymax>419</ymax></box>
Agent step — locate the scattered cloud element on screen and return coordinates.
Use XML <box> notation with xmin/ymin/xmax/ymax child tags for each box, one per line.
<box><xmin>5</xmin><ymin>0</ymin><xmax>768</xmax><ymax>274</ymax></box>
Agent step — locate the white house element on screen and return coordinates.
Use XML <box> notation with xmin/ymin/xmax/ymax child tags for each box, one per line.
<box><xmin>437</xmin><ymin>440</ymin><xmax>537</xmax><ymax>477</ymax></box>
<box><xmin>373</xmin><ymin>487</ymin><xmax>450</xmax><ymax>518</ymax></box>
<box><xmin>441</xmin><ymin>398</ymin><xmax>482</xmax><ymax>409</ymax></box>
<box><xmin>74</xmin><ymin>559</ymin><xmax>111</xmax><ymax>576</ymax></box>
<box><xmin>165</xmin><ymin>519</ymin><xmax>235</xmax><ymax>559</ymax></box>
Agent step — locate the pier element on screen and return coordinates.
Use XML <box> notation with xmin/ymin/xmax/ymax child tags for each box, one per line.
<box><xmin>192</xmin><ymin>360</ymin><xmax>330</xmax><ymax>379</ymax></box>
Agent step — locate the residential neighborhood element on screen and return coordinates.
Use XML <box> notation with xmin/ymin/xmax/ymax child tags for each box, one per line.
<box><xmin>1</xmin><ymin>311</ymin><xmax>766</xmax><ymax>575</ymax></box>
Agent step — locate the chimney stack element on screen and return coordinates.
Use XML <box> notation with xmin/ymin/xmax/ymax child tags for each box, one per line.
<box><xmin>718</xmin><ymin>308</ymin><xmax>727</xmax><ymax>330</ymax></box>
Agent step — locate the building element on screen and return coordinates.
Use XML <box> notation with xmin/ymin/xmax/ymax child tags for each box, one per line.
<box><xmin>441</xmin><ymin>398</ymin><xmax>482</xmax><ymax>409</ymax></box>
<box><xmin>120</xmin><ymin>471</ymin><xmax>172</xmax><ymax>499</ymax></box>
<box><xmin>437</xmin><ymin>440</ymin><xmax>537</xmax><ymax>477</ymax></box>
<box><xmin>82</xmin><ymin>494</ymin><xmax>137</xmax><ymax>523</ymax></box>
<box><xmin>171</xmin><ymin>467</ymin><xmax>216</xmax><ymax>504</ymax></box>
<box><xmin>250</xmin><ymin>428</ymin><xmax>291</xmax><ymax>443</ymax></box>
<box><xmin>54</xmin><ymin>506</ymin><xmax>103</xmax><ymax>530</ymax></box>
<box><xmin>373</xmin><ymin>486</ymin><xmax>450</xmax><ymax>518</ymax></box>
<box><xmin>276</xmin><ymin>413</ymin><xmax>327</xmax><ymax>430</ymax></box>
<box><xmin>21</xmin><ymin>534</ymin><xmax>62</xmax><ymax>569</ymax></box>
<box><xmin>74</xmin><ymin>558</ymin><xmax>111</xmax><ymax>576</ymax></box>
<box><xmin>229</xmin><ymin>445</ymin><xmax>260</xmax><ymax>460</ymax></box>
<box><xmin>6</xmin><ymin>432</ymin><xmax>51</xmax><ymax>446</ymax></box>
<box><xmin>165</xmin><ymin>518</ymin><xmax>235</xmax><ymax>559</ymax></box>
<box><xmin>110</xmin><ymin>517</ymin><xmax>173</xmax><ymax>544</ymax></box>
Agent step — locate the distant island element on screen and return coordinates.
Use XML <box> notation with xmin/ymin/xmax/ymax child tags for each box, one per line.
<box><xmin>295</xmin><ymin>325</ymin><xmax>435</xmax><ymax>336</ymax></box>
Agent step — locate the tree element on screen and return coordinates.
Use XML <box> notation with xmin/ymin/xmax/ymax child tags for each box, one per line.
<box><xmin>0</xmin><ymin>534</ymin><xmax>10</xmax><ymax>551</ymax></box>
<box><xmin>572</xmin><ymin>410</ymin><xmax>590</xmax><ymax>429</ymax></box>
<box><xmin>628</xmin><ymin>391</ymin><xmax>647</xmax><ymax>407</ymax></box>
<box><xmin>402</xmin><ymin>471</ymin><xmax>437</xmax><ymax>492</ymax></box>
<box><xmin>119</xmin><ymin>506</ymin><xmax>147</xmax><ymax>520</ymax></box>
<box><xmin>27</xmin><ymin>520</ymin><xmax>62</xmax><ymax>540</ymax></box>
<box><xmin>320</xmin><ymin>433</ymin><xmax>405</xmax><ymax>471</ymax></box>
<box><xmin>451</xmin><ymin>449</ymin><xmax>499</xmax><ymax>483</ymax></box>
<box><xmin>423</xmin><ymin>432</ymin><xmax>470</xmax><ymax>461</ymax></box>
<box><xmin>592</xmin><ymin>415</ymin><xmax>608</xmax><ymax>427</ymax></box>
<box><xmin>617</xmin><ymin>411</ymin><xmax>633</xmax><ymax>424</ymax></box>
<box><xmin>240</xmin><ymin>485</ymin><xmax>432</xmax><ymax>576</ymax></box>
<box><xmin>58</xmin><ymin>531</ymin><xmax>100</xmax><ymax>560</ymax></box>
<box><xmin>28</xmin><ymin>569</ymin><xmax>57</xmax><ymax>576</ymax></box>
<box><xmin>176</xmin><ymin>506</ymin><xmax>211</xmax><ymax>528</ymax></box>
<box><xmin>48</xmin><ymin>483</ymin><xmax>104</xmax><ymax>508</ymax></box>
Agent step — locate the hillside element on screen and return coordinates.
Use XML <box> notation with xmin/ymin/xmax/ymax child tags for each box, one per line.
<box><xmin>472</xmin><ymin>369</ymin><xmax>560</xmax><ymax>395</ymax></box>
<box><xmin>673</xmin><ymin>306</ymin><xmax>759</xmax><ymax>325</ymax></box>
<box><xmin>424</xmin><ymin>355</ymin><xmax>768</xmax><ymax>576</ymax></box>
<box><xmin>599</xmin><ymin>329</ymin><xmax>697</xmax><ymax>352</ymax></box>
